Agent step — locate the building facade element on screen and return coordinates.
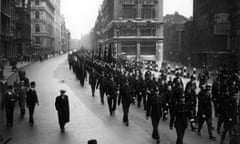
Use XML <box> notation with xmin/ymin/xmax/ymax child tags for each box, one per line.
<box><xmin>237</xmin><ymin>0</ymin><xmax>240</xmax><ymax>69</ymax></box>
<box><xmin>181</xmin><ymin>20</ymin><xmax>193</xmax><ymax>66</ymax></box>
<box><xmin>192</xmin><ymin>0</ymin><xmax>233</xmax><ymax>68</ymax></box>
<box><xmin>53</xmin><ymin>0</ymin><xmax>61</xmax><ymax>52</ymax></box>
<box><xmin>229</xmin><ymin>0</ymin><xmax>240</xmax><ymax>70</ymax></box>
<box><xmin>16</xmin><ymin>0</ymin><xmax>32</xmax><ymax>56</ymax></box>
<box><xmin>93</xmin><ymin>0</ymin><xmax>164</xmax><ymax>64</ymax></box>
<box><xmin>1</xmin><ymin>0</ymin><xmax>17</xmax><ymax>58</ymax></box>
<box><xmin>31</xmin><ymin>0</ymin><xmax>55</xmax><ymax>53</ymax></box>
<box><xmin>60</xmin><ymin>15</ymin><xmax>71</xmax><ymax>52</ymax></box>
<box><xmin>163</xmin><ymin>12</ymin><xmax>188</xmax><ymax>63</ymax></box>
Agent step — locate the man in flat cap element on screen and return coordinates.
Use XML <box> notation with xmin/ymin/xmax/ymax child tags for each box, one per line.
<box><xmin>55</xmin><ymin>89</ymin><xmax>70</xmax><ymax>132</ymax></box>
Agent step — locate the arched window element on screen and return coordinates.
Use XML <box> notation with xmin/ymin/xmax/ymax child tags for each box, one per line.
<box><xmin>35</xmin><ymin>11</ymin><xmax>40</xmax><ymax>19</ymax></box>
<box><xmin>35</xmin><ymin>0</ymin><xmax>39</xmax><ymax>5</ymax></box>
<box><xmin>35</xmin><ymin>24</ymin><xmax>40</xmax><ymax>32</ymax></box>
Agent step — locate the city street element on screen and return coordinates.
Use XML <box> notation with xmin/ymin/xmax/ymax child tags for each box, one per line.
<box><xmin>0</xmin><ymin>55</ymin><xmax>226</xmax><ymax>144</ymax></box>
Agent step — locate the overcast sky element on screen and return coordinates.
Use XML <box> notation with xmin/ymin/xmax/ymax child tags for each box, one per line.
<box><xmin>61</xmin><ymin>0</ymin><xmax>193</xmax><ymax>39</ymax></box>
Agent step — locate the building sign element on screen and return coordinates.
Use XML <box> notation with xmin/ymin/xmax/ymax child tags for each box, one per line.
<box><xmin>214</xmin><ymin>13</ymin><xmax>229</xmax><ymax>35</ymax></box>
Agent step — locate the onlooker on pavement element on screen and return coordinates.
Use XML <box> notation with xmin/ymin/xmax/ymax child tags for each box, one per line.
<box><xmin>26</xmin><ymin>81</ymin><xmax>39</xmax><ymax>126</ymax></box>
<box><xmin>0</xmin><ymin>76</ymin><xmax>8</xmax><ymax>110</ymax></box>
<box><xmin>55</xmin><ymin>89</ymin><xmax>70</xmax><ymax>132</ymax></box>
<box><xmin>16</xmin><ymin>81</ymin><xmax>27</xmax><ymax>117</ymax></box>
<box><xmin>3</xmin><ymin>85</ymin><xmax>18</xmax><ymax>127</ymax></box>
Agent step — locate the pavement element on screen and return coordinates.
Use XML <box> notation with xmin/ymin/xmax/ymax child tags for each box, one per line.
<box><xmin>0</xmin><ymin>55</ymin><xmax>229</xmax><ymax>144</ymax></box>
<box><xmin>2</xmin><ymin>62</ymin><xmax>31</xmax><ymax>80</ymax></box>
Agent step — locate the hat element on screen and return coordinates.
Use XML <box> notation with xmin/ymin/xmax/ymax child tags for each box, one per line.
<box><xmin>88</xmin><ymin>139</ymin><xmax>97</xmax><ymax>144</ymax></box>
<box><xmin>60</xmin><ymin>89</ymin><xmax>66</xmax><ymax>93</ymax></box>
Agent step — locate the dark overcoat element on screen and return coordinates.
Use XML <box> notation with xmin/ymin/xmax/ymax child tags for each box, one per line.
<box><xmin>55</xmin><ymin>95</ymin><xmax>70</xmax><ymax>124</ymax></box>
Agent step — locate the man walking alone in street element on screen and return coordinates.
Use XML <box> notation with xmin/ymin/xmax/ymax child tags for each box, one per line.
<box><xmin>26</xmin><ymin>81</ymin><xmax>39</xmax><ymax>126</ymax></box>
<box><xmin>55</xmin><ymin>89</ymin><xmax>70</xmax><ymax>132</ymax></box>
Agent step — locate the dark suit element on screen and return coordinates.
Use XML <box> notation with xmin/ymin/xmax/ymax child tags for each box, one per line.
<box><xmin>170</xmin><ymin>102</ymin><xmax>189</xmax><ymax>144</ymax></box>
<box><xmin>0</xmin><ymin>80</ymin><xmax>8</xmax><ymax>110</ymax></box>
<box><xmin>106</xmin><ymin>79</ymin><xmax>117</xmax><ymax>115</ymax></box>
<box><xmin>26</xmin><ymin>88</ymin><xmax>39</xmax><ymax>124</ymax></box>
<box><xmin>197</xmin><ymin>89</ymin><xmax>214</xmax><ymax>137</ymax></box>
<box><xmin>97</xmin><ymin>74</ymin><xmax>106</xmax><ymax>104</ymax></box>
<box><xmin>146</xmin><ymin>93</ymin><xmax>163</xmax><ymax>140</ymax></box>
<box><xmin>119</xmin><ymin>83</ymin><xmax>132</xmax><ymax>124</ymax></box>
<box><xmin>89</xmin><ymin>71</ymin><xmax>98</xmax><ymax>97</ymax></box>
<box><xmin>4</xmin><ymin>91</ymin><xmax>17</xmax><ymax>126</ymax></box>
<box><xmin>55</xmin><ymin>95</ymin><xmax>70</xmax><ymax>130</ymax></box>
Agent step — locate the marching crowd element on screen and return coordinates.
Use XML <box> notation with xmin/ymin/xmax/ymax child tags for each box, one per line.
<box><xmin>68</xmin><ymin>50</ymin><xmax>240</xmax><ymax>144</ymax></box>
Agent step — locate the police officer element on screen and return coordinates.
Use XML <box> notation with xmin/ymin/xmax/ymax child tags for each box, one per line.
<box><xmin>170</xmin><ymin>96</ymin><xmax>189</xmax><ymax>144</ymax></box>
<box><xmin>185</xmin><ymin>75</ymin><xmax>197</xmax><ymax>131</ymax></box>
<box><xmin>212</xmin><ymin>77</ymin><xmax>221</xmax><ymax>117</ymax></box>
<box><xmin>220</xmin><ymin>96</ymin><xmax>236</xmax><ymax>144</ymax></box>
<box><xmin>106</xmin><ymin>75</ymin><xmax>117</xmax><ymax>116</ymax></box>
<box><xmin>118</xmin><ymin>79</ymin><xmax>132</xmax><ymax>126</ymax></box>
<box><xmin>146</xmin><ymin>86</ymin><xmax>163</xmax><ymax>144</ymax></box>
<box><xmin>96</xmin><ymin>71</ymin><xmax>106</xmax><ymax>105</ymax></box>
<box><xmin>197</xmin><ymin>85</ymin><xmax>216</xmax><ymax>140</ymax></box>
<box><xmin>89</xmin><ymin>68</ymin><xmax>98</xmax><ymax>97</ymax></box>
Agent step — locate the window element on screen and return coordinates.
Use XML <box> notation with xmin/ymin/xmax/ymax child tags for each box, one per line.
<box><xmin>35</xmin><ymin>0</ymin><xmax>39</xmax><ymax>5</ymax></box>
<box><xmin>142</xmin><ymin>0</ymin><xmax>154</xmax><ymax>5</ymax></box>
<box><xmin>122</xmin><ymin>0</ymin><xmax>136</xmax><ymax>5</ymax></box>
<box><xmin>121</xmin><ymin>41</ymin><xmax>137</xmax><ymax>55</ymax></box>
<box><xmin>35</xmin><ymin>37</ymin><xmax>40</xmax><ymax>44</ymax></box>
<box><xmin>119</xmin><ymin>28</ymin><xmax>137</xmax><ymax>36</ymax></box>
<box><xmin>140</xmin><ymin>28</ymin><xmax>156</xmax><ymax>36</ymax></box>
<box><xmin>35</xmin><ymin>11</ymin><xmax>40</xmax><ymax>19</ymax></box>
<box><xmin>35</xmin><ymin>24</ymin><xmax>40</xmax><ymax>32</ymax></box>
<box><xmin>122</xmin><ymin>5</ymin><xmax>137</xmax><ymax>18</ymax></box>
<box><xmin>142</xmin><ymin>6</ymin><xmax>155</xmax><ymax>19</ymax></box>
<box><xmin>141</xmin><ymin>42</ymin><xmax>156</xmax><ymax>55</ymax></box>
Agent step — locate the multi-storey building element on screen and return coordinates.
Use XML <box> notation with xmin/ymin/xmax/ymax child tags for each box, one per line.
<box><xmin>16</xmin><ymin>0</ymin><xmax>32</xmax><ymax>55</ymax></box>
<box><xmin>94</xmin><ymin>0</ymin><xmax>164</xmax><ymax>64</ymax></box>
<box><xmin>65</xmin><ymin>30</ymin><xmax>71</xmax><ymax>52</ymax></box>
<box><xmin>163</xmin><ymin>12</ymin><xmax>188</xmax><ymax>63</ymax></box>
<box><xmin>9</xmin><ymin>0</ymin><xmax>16</xmax><ymax>57</ymax></box>
<box><xmin>229</xmin><ymin>0</ymin><xmax>240</xmax><ymax>70</ymax></box>
<box><xmin>60</xmin><ymin>15</ymin><xmax>71</xmax><ymax>52</ymax></box>
<box><xmin>181</xmin><ymin>20</ymin><xmax>193</xmax><ymax>66</ymax></box>
<box><xmin>237</xmin><ymin>0</ymin><xmax>240</xmax><ymax>69</ymax></box>
<box><xmin>53</xmin><ymin>0</ymin><xmax>61</xmax><ymax>52</ymax></box>
<box><xmin>192</xmin><ymin>0</ymin><xmax>233</xmax><ymax>68</ymax></box>
<box><xmin>1</xmin><ymin>0</ymin><xmax>16</xmax><ymax>58</ymax></box>
<box><xmin>31</xmin><ymin>0</ymin><xmax>55</xmax><ymax>53</ymax></box>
